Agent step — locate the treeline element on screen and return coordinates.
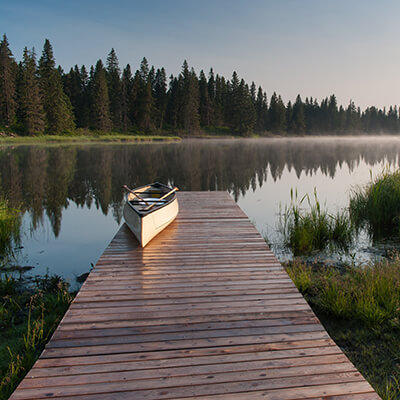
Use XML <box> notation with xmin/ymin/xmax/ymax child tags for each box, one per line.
<box><xmin>1</xmin><ymin>34</ymin><xmax>400</xmax><ymax>136</ymax></box>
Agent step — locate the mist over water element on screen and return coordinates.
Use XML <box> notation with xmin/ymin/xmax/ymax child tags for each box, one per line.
<box><xmin>3</xmin><ymin>136</ymin><xmax>400</xmax><ymax>285</ymax></box>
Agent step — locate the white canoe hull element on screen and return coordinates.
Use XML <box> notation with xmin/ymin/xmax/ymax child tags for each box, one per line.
<box><xmin>123</xmin><ymin>196</ymin><xmax>179</xmax><ymax>247</ymax></box>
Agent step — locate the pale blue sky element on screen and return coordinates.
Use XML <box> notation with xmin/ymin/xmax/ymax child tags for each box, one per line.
<box><xmin>1</xmin><ymin>0</ymin><xmax>399</xmax><ymax>109</ymax></box>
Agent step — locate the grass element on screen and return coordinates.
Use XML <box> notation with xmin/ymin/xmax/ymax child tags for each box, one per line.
<box><xmin>279</xmin><ymin>188</ymin><xmax>354</xmax><ymax>256</ymax></box>
<box><xmin>350</xmin><ymin>168</ymin><xmax>400</xmax><ymax>239</ymax></box>
<box><xmin>0</xmin><ymin>132</ymin><xmax>181</xmax><ymax>145</ymax></box>
<box><xmin>0</xmin><ymin>199</ymin><xmax>20</xmax><ymax>256</ymax></box>
<box><xmin>285</xmin><ymin>258</ymin><xmax>400</xmax><ymax>399</ymax></box>
<box><xmin>0</xmin><ymin>273</ymin><xmax>74</xmax><ymax>400</ymax></box>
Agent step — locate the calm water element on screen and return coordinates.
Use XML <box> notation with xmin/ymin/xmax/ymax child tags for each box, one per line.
<box><xmin>3</xmin><ymin>137</ymin><xmax>400</xmax><ymax>287</ymax></box>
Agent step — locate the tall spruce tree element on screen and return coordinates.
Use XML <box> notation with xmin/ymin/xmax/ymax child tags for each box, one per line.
<box><xmin>38</xmin><ymin>39</ymin><xmax>75</xmax><ymax>133</ymax></box>
<box><xmin>89</xmin><ymin>60</ymin><xmax>112</xmax><ymax>131</ymax></box>
<box><xmin>181</xmin><ymin>61</ymin><xmax>200</xmax><ymax>134</ymax></box>
<box><xmin>199</xmin><ymin>70</ymin><xmax>211</xmax><ymax>127</ymax></box>
<box><xmin>269</xmin><ymin>92</ymin><xmax>287</xmax><ymax>133</ymax></box>
<box><xmin>214</xmin><ymin>74</ymin><xmax>227</xmax><ymax>126</ymax></box>
<box><xmin>121</xmin><ymin>64</ymin><xmax>133</xmax><ymax>131</ymax></box>
<box><xmin>79</xmin><ymin>65</ymin><xmax>91</xmax><ymax>128</ymax></box>
<box><xmin>227</xmin><ymin>73</ymin><xmax>255</xmax><ymax>135</ymax></box>
<box><xmin>0</xmin><ymin>34</ymin><xmax>17</xmax><ymax>127</ymax></box>
<box><xmin>255</xmin><ymin>86</ymin><xmax>268</xmax><ymax>133</ymax></box>
<box><xmin>18</xmin><ymin>47</ymin><xmax>45</xmax><ymax>134</ymax></box>
<box><xmin>207</xmin><ymin>68</ymin><xmax>216</xmax><ymax>125</ymax></box>
<box><xmin>135</xmin><ymin>57</ymin><xmax>154</xmax><ymax>132</ymax></box>
<box><xmin>106</xmin><ymin>48</ymin><xmax>122</xmax><ymax>130</ymax></box>
<box><xmin>166</xmin><ymin>75</ymin><xmax>182</xmax><ymax>129</ymax></box>
<box><xmin>63</xmin><ymin>65</ymin><xmax>85</xmax><ymax>127</ymax></box>
<box><xmin>292</xmin><ymin>94</ymin><xmax>306</xmax><ymax>133</ymax></box>
<box><xmin>153</xmin><ymin>67</ymin><xmax>167</xmax><ymax>130</ymax></box>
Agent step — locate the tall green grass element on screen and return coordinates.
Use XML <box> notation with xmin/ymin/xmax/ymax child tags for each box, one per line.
<box><xmin>285</xmin><ymin>258</ymin><xmax>400</xmax><ymax>399</ymax></box>
<box><xmin>286</xmin><ymin>257</ymin><xmax>400</xmax><ymax>326</ymax></box>
<box><xmin>0</xmin><ymin>199</ymin><xmax>20</xmax><ymax>256</ymax></box>
<box><xmin>350</xmin><ymin>168</ymin><xmax>400</xmax><ymax>239</ymax></box>
<box><xmin>280</xmin><ymin>189</ymin><xmax>354</xmax><ymax>256</ymax></box>
<box><xmin>0</xmin><ymin>274</ymin><xmax>73</xmax><ymax>400</ymax></box>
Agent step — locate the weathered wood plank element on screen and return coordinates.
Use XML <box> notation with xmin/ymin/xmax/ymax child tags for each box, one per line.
<box><xmin>9</xmin><ymin>191</ymin><xmax>379</xmax><ymax>400</ymax></box>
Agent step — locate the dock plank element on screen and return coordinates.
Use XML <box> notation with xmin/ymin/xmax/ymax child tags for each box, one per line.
<box><xmin>10</xmin><ymin>191</ymin><xmax>380</xmax><ymax>399</ymax></box>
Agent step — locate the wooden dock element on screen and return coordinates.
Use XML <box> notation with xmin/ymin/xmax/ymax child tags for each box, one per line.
<box><xmin>11</xmin><ymin>192</ymin><xmax>379</xmax><ymax>399</ymax></box>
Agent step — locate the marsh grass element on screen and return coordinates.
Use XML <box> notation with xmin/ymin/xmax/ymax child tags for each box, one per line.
<box><xmin>0</xmin><ymin>274</ymin><xmax>73</xmax><ymax>400</ymax></box>
<box><xmin>350</xmin><ymin>168</ymin><xmax>400</xmax><ymax>239</ymax></box>
<box><xmin>280</xmin><ymin>189</ymin><xmax>354</xmax><ymax>256</ymax></box>
<box><xmin>285</xmin><ymin>258</ymin><xmax>400</xmax><ymax>399</ymax></box>
<box><xmin>0</xmin><ymin>200</ymin><xmax>20</xmax><ymax>256</ymax></box>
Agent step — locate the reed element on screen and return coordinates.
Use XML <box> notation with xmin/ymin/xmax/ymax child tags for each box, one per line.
<box><xmin>0</xmin><ymin>199</ymin><xmax>20</xmax><ymax>256</ymax></box>
<box><xmin>280</xmin><ymin>189</ymin><xmax>354</xmax><ymax>255</ymax></box>
<box><xmin>350</xmin><ymin>168</ymin><xmax>400</xmax><ymax>239</ymax></box>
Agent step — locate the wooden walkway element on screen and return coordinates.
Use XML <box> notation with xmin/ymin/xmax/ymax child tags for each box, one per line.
<box><xmin>11</xmin><ymin>192</ymin><xmax>379</xmax><ymax>399</ymax></box>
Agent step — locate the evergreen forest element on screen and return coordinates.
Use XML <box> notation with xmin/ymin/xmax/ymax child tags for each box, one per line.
<box><xmin>1</xmin><ymin>34</ymin><xmax>399</xmax><ymax>137</ymax></box>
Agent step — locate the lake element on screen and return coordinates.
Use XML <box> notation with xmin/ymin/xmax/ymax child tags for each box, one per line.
<box><xmin>3</xmin><ymin>136</ymin><xmax>400</xmax><ymax>288</ymax></box>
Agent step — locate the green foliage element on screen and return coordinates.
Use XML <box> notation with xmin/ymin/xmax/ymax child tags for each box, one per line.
<box><xmin>0</xmin><ymin>273</ymin><xmax>73</xmax><ymax>399</ymax></box>
<box><xmin>350</xmin><ymin>168</ymin><xmax>400</xmax><ymax>239</ymax></box>
<box><xmin>285</xmin><ymin>259</ymin><xmax>400</xmax><ymax>398</ymax></box>
<box><xmin>0</xmin><ymin>199</ymin><xmax>20</xmax><ymax>256</ymax></box>
<box><xmin>89</xmin><ymin>60</ymin><xmax>112</xmax><ymax>131</ymax></box>
<box><xmin>0</xmin><ymin>34</ymin><xmax>17</xmax><ymax>127</ymax></box>
<box><xmin>17</xmin><ymin>47</ymin><xmax>45</xmax><ymax>135</ymax></box>
<box><xmin>38</xmin><ymin>39</ymin><xmax>75</xmax><ymax>134</ymax></box>
<box><xmin>284</xmin><ymin>260</ymin><xmax>313</xmax><ymax>293</ymax></box>
<box><xmin>280</xmin><ymin>189</ymin><xmax>354</xmax><ymax>255</ymax></box>
<box><xmin>286</xmin><ymin>257</ymin><xmax>400</xmax><ymax>326</ymax></box>
<box><xmin>1</xmin><ymin>34</ymin><xmax>400</xmax><ymax>136</ymax></box>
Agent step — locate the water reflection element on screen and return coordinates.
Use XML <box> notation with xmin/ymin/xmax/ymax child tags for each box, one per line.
<box><xmin>2</xmin><ymin>137</ymin><xmax>400</xmax><ymax>237</ymax></box>
<box><xmin>2</xmin><ymin>137</ymin><xmax>400</xmax><ymax>282</ymax></box>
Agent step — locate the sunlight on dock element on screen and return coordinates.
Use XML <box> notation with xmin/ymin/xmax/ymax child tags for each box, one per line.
<box><xmin>10</xmin><ymin>192</ymin><xmax>379</xmax><ymax>399</ymax></box>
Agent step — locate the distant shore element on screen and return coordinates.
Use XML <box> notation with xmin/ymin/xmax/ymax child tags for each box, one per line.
<box><xmin>0</xmin><ymin>133</ymin><xmax>181</xmax><ymax>145</ymax></box>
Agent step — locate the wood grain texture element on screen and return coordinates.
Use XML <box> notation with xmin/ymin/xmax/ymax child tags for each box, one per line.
<box><xmin>10</xmin><ymin>191</ymin><xmax>380</xmax><ymax>399</ymax></box>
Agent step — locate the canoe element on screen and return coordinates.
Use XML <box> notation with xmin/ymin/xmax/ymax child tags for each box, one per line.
<box><xmin>123</xmin><ymin>182</ymin><xmax>179</xmax><ymax>247</ymax></box>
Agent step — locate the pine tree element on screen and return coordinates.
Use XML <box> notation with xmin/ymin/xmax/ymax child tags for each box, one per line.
<box><xmin>106</xmin><ymin>48</ymin><xmax>122</xmax><ymax>130</ymax></box>
<box><xmin>18</xmin><ymin>47</ymin><xmax>45</xmax><ymax>134</ymax></box>
<box><xmin>153</xmin><ymin>68</ymin><xmax>167</xmax><ymax>130</ymax></box>
<box><xmin>79</xmin><ymin>65</ymin><xmax>91</xmax><ymax>128</ymax></box>
<box><xmin>292</xmin><ymin>94</ymin><xmax>306</xmax><ymax>133</ymax></box>
<box><xmin>214</xmin><ymin>74</ymin><xmax>227</xmax><ymax>126</ymax></box>
<box><xmin>250</xmin><ymin>82</ymin><xmax>256</xmax><ymax>104</ymax></box>
<box><xmin>255</xmin><ymin>86</ymin><xmax>268</xmax><ymax>133</ymax></box>
<box><xmin>345</xmin><ymin>100</ymin><xmax>361</xmax><ymax>132</ymax></box>
<box><xmin>63</xmin><ymin>65</ymin><xmax>85</xmax><ymax>127</ymax></box>
<box><xmin>121</xmin><ymin>64</ymin><xmax>133</xmax><ymax>131</ymax></box>
<box><xmin>286</xmin><ymin>101</ymin><xmax>293</xmax><ymax>133</ymax></box>
<box><xmin>89</xmin><ymin>59</ymin><xmax>112</xmax><ymax>131</ymax></box>
<box><xmin>228</xmin><ymin>73</ymin><xmax>255</xmax><ymax>135</ymax></box>
<box><xmin>199</xmin><ymin>70</ymin><xmax>211</xmax><ymax>127</ymax></box>
<box><xmin>181</xmin><ymin>61</ymin><xmax>200</xmax><ymax>134</ymax></box>
<box><xmin>269</xmin><ymin>92</ymin><xmax>287</xmax><ymax>133</ymax></box>
<box><xmin>38</xmin><ymin>39</ymin><xmax>75</xmax><ymax>133</ymax></box>
<box><xmin>0</xmin><ymin>34</ymin><xmax>17</xmax><ymax>126</ymax></box>
<box><xmin>327</xmin><ymin>94</ymin><xmax>338</xmax><ymax>132</ymax></box>
<box><xmin>135</xmin><ymin>57</ymin><xmax>154</xmax><ymax>132</ymax></box>
<box><xmin>166</xmin><ymin>75</ymin><xmax>182</xmax><ymax>129</ymax></box>
<box><xmin>207</xmin><ymin>68</ymin><xmax>216</xmax><ymax>125</ymax></box>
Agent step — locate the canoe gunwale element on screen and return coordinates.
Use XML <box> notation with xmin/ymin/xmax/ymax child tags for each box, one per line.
<box><xmin>124</xmin><ymin>182</ymin><xmax>177</xmax><ymax>218</ymax></box>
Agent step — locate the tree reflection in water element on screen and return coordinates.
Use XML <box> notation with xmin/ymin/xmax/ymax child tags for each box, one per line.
<box><xmin>1</xmin><ymin>137</ymin><xmax>400</xmax><ymax>239</ymax></box>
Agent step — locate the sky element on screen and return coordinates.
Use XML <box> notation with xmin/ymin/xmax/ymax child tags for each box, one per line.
<box><xmin>1</xmin><ymin>0</ymin><xmax>400</xmax><ymax>110</ymax></box>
